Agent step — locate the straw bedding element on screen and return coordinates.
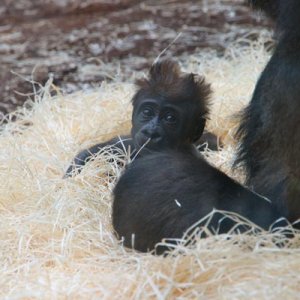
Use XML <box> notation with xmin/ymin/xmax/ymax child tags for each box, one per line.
<box><xmin>1</xmin><ymin>35</ymin><xmax>300</xmax><ymax>299</ymax></box>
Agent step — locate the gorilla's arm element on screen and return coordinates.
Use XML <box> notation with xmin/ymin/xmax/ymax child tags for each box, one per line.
<box><xmin>64</xmin><ymin>135</ymin><xmax>133</xmax><ymax>177</ymax></box>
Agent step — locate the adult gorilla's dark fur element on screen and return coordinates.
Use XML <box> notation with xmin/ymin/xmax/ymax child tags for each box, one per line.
<box><xmin>235</xmin><ymin>0</ymin><xmax>300</xmax><ymax>225</ymax></box>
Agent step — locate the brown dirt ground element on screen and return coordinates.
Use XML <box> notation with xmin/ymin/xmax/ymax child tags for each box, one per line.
<box><xmin>0</xmin><ymin>0</ymin><xmax>272</xmax><ymax>116</ymax></box>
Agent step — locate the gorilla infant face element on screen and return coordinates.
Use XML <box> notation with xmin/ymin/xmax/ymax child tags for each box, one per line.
<box><xmin>131</xmin><ymin>96</ymin><xmax>194</xmax><ymax>151</ymax></box>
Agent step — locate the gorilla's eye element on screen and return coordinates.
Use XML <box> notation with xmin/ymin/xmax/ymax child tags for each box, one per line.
<box><xmin>142</xmin><ymin>108</ymin><xmax>154</xmax><ymax>117</ymax></box>
<box><xmin>164</xmin><ymin>113</ymin><xmax>177</xmax><ymax>124</ymax></box>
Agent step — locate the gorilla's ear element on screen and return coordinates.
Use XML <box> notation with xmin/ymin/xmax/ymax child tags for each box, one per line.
<box><xmin>192</xmin><ymin>117</ymin><xmax>206</xmax><ymax>142</ymax></box>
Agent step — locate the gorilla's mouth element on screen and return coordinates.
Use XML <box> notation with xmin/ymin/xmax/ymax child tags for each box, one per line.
<box><xmin>134</xmin><ymin>134</ymin><xmax>164</xmax><ymax>152</ymax></box>
<box><xmin>134</xmin><ymin>136</ymin><xmax>152</xmax><ymax>151</ymax></box>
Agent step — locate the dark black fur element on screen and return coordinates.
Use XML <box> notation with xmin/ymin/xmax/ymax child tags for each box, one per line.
<box><xmin>65</xmin><ymin>59</ymin><xmax>216</xmax><ymax>177</ymax></box>
<box><xmin>113</xmin><ymin>150</ymin><xmax>285</xmax><ymax>254</ymax></box>
<box><xmin>235</xmin><ymin>0</ymin><xmax>300</xmax><ymax>224</ymax></box>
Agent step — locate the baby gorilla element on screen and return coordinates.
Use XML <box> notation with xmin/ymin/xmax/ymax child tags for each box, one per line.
<box><xmin>112</xmin><ymin>65</ymin><xmax>286</xmax><ymax>254</ymax></box>
<box><xmin>65</xmin><ymin>59</ymin><xmax>217</xmax><ymax>177</ymax></box>
<box><xmin>113</xmin><ymin>150</ymin><xmax>286</xmax><ymax>254</ymax></box>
